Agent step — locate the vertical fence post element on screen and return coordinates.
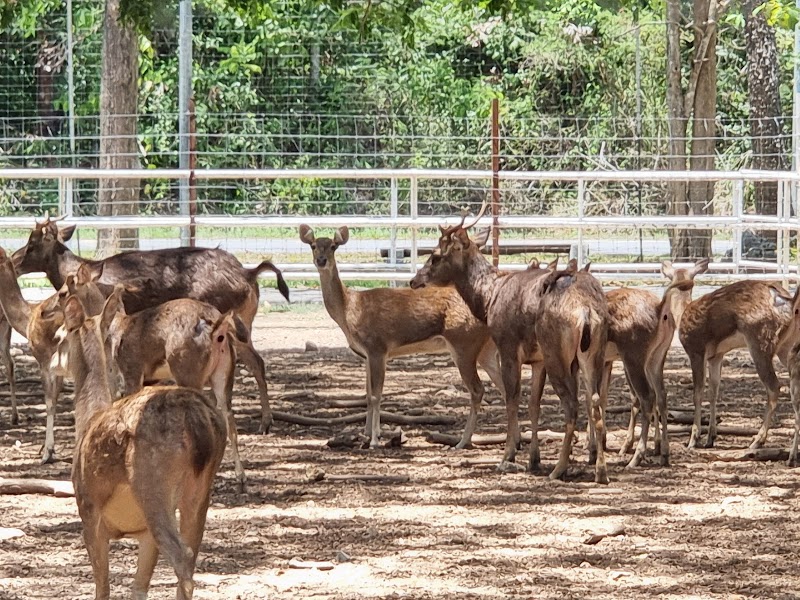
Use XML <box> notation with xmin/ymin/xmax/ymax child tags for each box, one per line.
<box><xmin>390</xmin><ymin>177</ymin><xmax>398</xmax><ymax>269</ymax></box>
<box><xmin>65</xmin><ymin>177</ymin><xmax>74</xmax><ymax>217</ymax></box>
<box><xmin>577</xmin><ymin>179</ymin><xmax>586</xmax><ymax>266</ymax></box>
<box><xmin>178</xmin><ymin>0</ymin><xmax>193</xmax><ymax>247</ymax></box>
<box><xmin>189</xmin><ymin>97</ymin><xmax>197</xmax><ymax>247</ymax></box>
<box><xmin>410</xmin><ymin>175</ymin><xmax>418</xmax><ymax>274</ymax></box>
<box><xmin>66</xmin><ymin>0</ymin><xmax>76</xmax><ymax>170</ymax></box>
<box><xmin>732</xmin><ymin>179</ymin><xmax>743</xmax><ymax>274</ymax></box>
<box><xmin>491</xmin><ymin>98</ymin><xmax>501</xmax><ymax>267</ymax></box>
<box><xmin>781</xmin><ymin>179</ymin><xmax>792</xmax><ymax>286</ymax></box>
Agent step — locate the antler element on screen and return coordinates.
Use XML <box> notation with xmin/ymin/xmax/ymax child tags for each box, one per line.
<box><xmin>463</xmin><ymin>199</ymin><xmax>489</xmax><ymax>231</ymax></box>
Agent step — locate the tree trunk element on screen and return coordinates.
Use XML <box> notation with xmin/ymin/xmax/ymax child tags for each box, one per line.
<box><xmin>667</xmin><ymin>0</ymin><xmax>717</xmax><ymax>261</ymax></box>
<box><xmin>665</xmin><ymin>0</ymin><xmax>688</xmax><ymax>254</ymax></box>
<box><xmin>744</xmin><ymin>0</ymin><xmax>785</xmax><ymax>244</ymax></box>
<box><xmin>97</xmin><ymin>0</ymin><xmax>139</xmax><ymax>255</ymax></box>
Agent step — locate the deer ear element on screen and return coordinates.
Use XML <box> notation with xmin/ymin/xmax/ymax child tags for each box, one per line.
<box><xmin>528</xmin><ymin>258</ymin><xmax>540</xmax><ymax>270</ymax></box>
<box><xmin>100</xmin><ymin>287</ymin><xmax>123</xmax><ymax>334</ymax></box>
<box><xmin>661</xmin><ymin>260</ymin><xmax>675</xmax><ymax>280</ymax></box>
<box><xmin>546</xmin><ymin>257</ymin><xmax>559</xmax><ymax>272</ymax></box>
<box><xmin>64</xmin><ymin>296</ymin><xmax>86</xmax><ymax>332</ymax></box>
<box><xmin>581</xmin><ymin>262</ymin><xmax>591</xmax><ymax>272</ymax></box>
<box><xmin>76</xmin><ymin>263</ymin><xmax>93</xmax><ymax>286</ymax></box>
<box><xmin>454</xmin><ymin>229</ymin><xmax>471</xmax><ymax>245</ymax></box>
<box><xmin>472</xmin><ymin>227</ymin><xmax>491</xmax><ymax>249</ymax></box>
<box><xmin>690</xmin><ymin>257</ymin><xmax>710</xmax><ymax>278</ymax></box>
<box><xmin>334</xmin><ymin>226</ymin><xmax>349</xmax><ymax>246</ymax></box>
<box><xmin>299</xmin><ymin>225</ymin><xmax>315</xmax><ymax>245</ymax></box>
<box><xmin>58</xmin><ymin>224</ymin><xmax>76</xmax><ymax>243</ymax></box>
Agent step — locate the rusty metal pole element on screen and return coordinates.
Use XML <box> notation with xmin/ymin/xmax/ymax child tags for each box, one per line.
<box><xmin>188</xmin><ymin>96</ymin><xmax>197</xmax><ymax>247</ymax></box>
<box><xmin>491</xmin><ymin>98</ymin><xmax>501</xmax><ymax>267</ymax></box>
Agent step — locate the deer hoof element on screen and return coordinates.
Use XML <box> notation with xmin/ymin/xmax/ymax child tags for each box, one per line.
<box><xmin>40</xmin><ymin>448</ymin><xmax>56</xmax><ymax>465</ymax></box>
<box><xmin>10</xmin><ymin>414</ymin><xmax>18</xmax><ymax>427</ymax></box>
<box><xmin>659</xmin><ymin>454</ymin><xmax>670</xmax><ymax>468</ymax></box>
<box><xmin>594</xmin><ymin>470</ymin><xmax>610</xmax><ymax>485</ymax></box>
<box><xmin>787</xmin><ymin>455</ymin><xmax>799</xmax><ymax>468</ymax></box>
<box><xmin>687</xmin><ymin>436</ymin><xmax>698</xmax><ymax>450</ymax></box>
<box><xmin>702</xmin><ymin>436</ymin><xmax>716</xmax><ymax>449</ymax></box>
<box><xmin>749</xmin><ymin>437</ymin><xmax>764</xmax><ymax>450</ymax></box>
<box><xmin>258</xmin><ymin>420</ymin><xmax>272</xmax><ymax>435</ymax></box>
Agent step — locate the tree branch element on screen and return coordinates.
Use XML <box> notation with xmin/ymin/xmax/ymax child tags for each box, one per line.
<box><xmin>684</xmin><ymin>0</ymin><xmax>732</xmax><ymax>116</ymax></box>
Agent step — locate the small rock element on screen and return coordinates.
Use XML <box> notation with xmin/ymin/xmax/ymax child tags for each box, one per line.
<box><xmin>336</xmin><ymin>550</ymin><xmax>351</xmax><ymax>563</ymax></box>
<box><xmin>305</xmin><ymin>341</ymin><xmax>319</xmax><ymax>352</ymax></box>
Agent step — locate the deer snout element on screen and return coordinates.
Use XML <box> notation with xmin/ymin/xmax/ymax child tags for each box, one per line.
<box><xmin>315</xmin><ymin>257</ymin><xmax>328</xmax><ymax>268</ymax></box>
<box><xmin>409</xmin><ymin>276</ymin><xmax>425</xmax><ymax>290</ymax></box>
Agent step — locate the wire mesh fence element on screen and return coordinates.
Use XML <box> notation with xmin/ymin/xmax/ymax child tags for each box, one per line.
<box><xmin>0</xmin><ymin>2</ymin><xmax>797</xmax><ymax>279</ymax></box>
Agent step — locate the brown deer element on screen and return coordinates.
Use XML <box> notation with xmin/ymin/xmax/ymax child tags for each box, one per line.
<box><xmin>679</xmin><ymin>279</ymin><xmax>798</xmax><ymax>449</ymax></box>
<box><xmin>102</xmin><ymin>289</ymin><xmax>248</xmax><ymax>487</ymax></box>
<box><xmin>12</xmin><ymin>215</ymin><xmax>290</xmax><ymax>433</ymax></box>
<box><xmin>0</xmin><ymin>247</ymin><xmax>112</xmax><ymax>463</ymax></box>
<box><xmin>411</xmin><ymin>213</ymin><xmax>611</xmax><ymax>484</ymax></box>
<box><xmin>298</xmin><ymin>224</ymin><xmax>503</xmax><ymax>449</ymax></box>
<box><xmin>603</xmin><ymin>259</ymin><xmax>708</xmax><ymax>468</ymax></box>
<box><xmin>62</xmin><ymin>293</ymin><xmax>226</xmax><ymax>600</ymax></box>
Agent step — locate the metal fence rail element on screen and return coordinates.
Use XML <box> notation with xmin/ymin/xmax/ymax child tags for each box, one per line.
<box><xmin>1</xmin><ymin>167</ymin><xmax>798</xmax><ymax>284</ymax></box>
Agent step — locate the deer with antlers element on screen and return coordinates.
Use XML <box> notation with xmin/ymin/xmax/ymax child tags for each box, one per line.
<box><xmin>299</xmin><ymin>224</ymin><xmax>503</xmax><ymax>449</ymax></box>
<box><xmin>12</xmin><ymin>214</ymin><xmax>290</xmax><ymax>434</ymax></box>
<box><xmin>679</xmin><ymin>279</ymin><xmax>800</xmax><ymax>450</ymax></box>
<box><xmin>411</xmin><ymin>207</ymin><xmax>611</xmax><ymax>483</ymax></box>
<box><xmin>602</xmin><ymin>259</ymin><xmax>708</xmax><ymax>468</ymax></box>
<box><xmin>61</xmin><ymin>292</ymin><xmax>226</xmax><ymax>600</ymax></box>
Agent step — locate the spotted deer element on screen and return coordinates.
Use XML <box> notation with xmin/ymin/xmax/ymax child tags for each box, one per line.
<box><xmin>411</xmin><ymin>210</ymin><xmax>611</xmax><ymax>484</ymax></box>
<box><xmin>62</xmin><ymin>293</ymin><xmax>226</xmax><ymax>600</ymax></box>
<box><xmin>680</xmin><ymin>279</ymin><xmax>799</xmax><ymax>450</ymax></box>
<box><xmin>299</xmin><ymin>224</ymin><xmax>503</xmax><ymax>449</ymax></box>
<box><xmin>12</xmin><ymin>215</ymin><xmax>289</xmax><ymax>433</ymax></box>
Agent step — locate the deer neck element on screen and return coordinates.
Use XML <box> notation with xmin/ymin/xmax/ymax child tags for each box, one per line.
<box><xmin>451</xmin><ymin>252</ymin><xmax>498</xmax><ymax>323</ymax></box>
<box><xmin>0</xmin><ymin>263</ymin><xmax>33</xmax><ymax>336</ymax></box>
<box><xmin>71</xmin><ymin>338</ymin><xmax>113</xmax><ymax>440</ymax></box>
<box><xmin>317</xmin><ymin>262</ymin><xmax>352</xmax><ymax>332</ymax></box>
<box><xmin>49</xmin><ymin>248</ymin><xmax>89</xmax><ymax>290</ymax></box>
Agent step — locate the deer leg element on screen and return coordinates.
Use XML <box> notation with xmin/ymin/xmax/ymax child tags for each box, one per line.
<box><xmin>749</xmin><ymin>347</ymin><xmax>781</xmax><ymax>450</ymax></box>
<box><xmin>687</xmin><ymin>352</ymin><xmax>706</xmax><ymax>449</ymax></box>
<box><xmin>80</xmin><ymin>508</ymin><xmax>111</xmax><ymax>600</ymax></box>
<box><xmin>584</xmin><ymin>358</ymin><xmax>609</xmax><ymax>484</ymax></box>
<box><xmin>40</xmin><ymin>372</ymin><xmax>62</xmax><ymax>464</ymax></box>
<box><xmin>364</xmin><ymin>362</ymin><xmax>373</xmax><ymax>437</ymax></box>
<box><xmin>210</xmin><ymin>346</ymin><xmax>243</xmax><ymax>490</ymax></box>
<box><xmin>618</xmin><ymin>367</ymin><xmax>638</xmax><ymax>456</ymax></box>
<box><xmin>366</xmin><ymin>355</ymin><xmax>387</xmax><ymax>449</ymax></box>
<box><xmin>646</xmin><ymin>359</ymin><xmax>670</xmax><ymax>467</ymax></box>
<box><xmin>789</xmin><ymin>370</ymin><xmax>800</xmax><ymax>466</ymax></box>
<box><xmin>132</xmin><ymin>533</ymin><xmax>159</xmax><ymax>600</ymax></box>
<box><xmin>476</xmin><ymin>340</ymin><xmax>504</xmax><ymax>393</ymax></box>
<box><xmin>527</xmin><ymin>361</ymin><xmax>546</xmax><ymax>473</ymax></box>
<box><xmin>451</xmin><ymin>349</ymin><xmax>485</xmax><ymax>449</ymax></box>
<box><xmin>498</xmin><ymin>351</ymin><xmax>522</xmax><ymax>467</ymax></box>
<box><xmin>139</xmin><ymin>497</ymin><xmax>195</xmax><ymax>600</ymax></box>
<box><xmin>548</xmin><ymin>360</ymin><xmax>579</xmax><ymax>481</ymax></box>
<box><xmin>1</xmin><ymin>321</ymin><xmax>16</xmax><ymax>426</ymax></box>
<box><xmin>235</xmin><ymin>342</ymin><xmax>271</xmax><ymax>434</ymax></box>
<box><xmin>176</xmin><ymin>475</ymin><xmax>215</xmax><ymax>600</ymax></box>
<box><xmin>704</xmin><ymin>355</ymin><xmax>724</xmax><ymax>448</ymax></box>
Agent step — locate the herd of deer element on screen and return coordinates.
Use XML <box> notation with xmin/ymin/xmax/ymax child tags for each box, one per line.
<box><xmin>2</xmin><ymin>208</ymin><xmax>800</xmax><ymax>598</ymax></box>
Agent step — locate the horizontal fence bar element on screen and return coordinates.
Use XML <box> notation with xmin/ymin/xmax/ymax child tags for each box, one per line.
<box><xmin>4</xmin><ymin>167</ymin><xmax>800</xmax><ymax>182</ymax></box>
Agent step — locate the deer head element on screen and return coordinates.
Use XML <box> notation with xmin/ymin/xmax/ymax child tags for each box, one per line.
<box><xmin>57</xmin><ymin>263</ymin><xmax>105</xmax><ymax>312</ymax></box>
<box><xmin>299</xmin><ymin>225</ymin><xmax>349</xmax><ymax>270</ymax></box>
<box><xmin>409</xmin><ymin>204</ymin><xmax>490</xmax><ymax>290</ymax></box>
<box><xmin>12</xmin><ymin>214</ymin><xmax>76</xmax><ymax>275</ymax></box>
<box><xmin>660</xmin><ymin>257</ymin><xmax>709</xmax><ymax>326</ymax></box>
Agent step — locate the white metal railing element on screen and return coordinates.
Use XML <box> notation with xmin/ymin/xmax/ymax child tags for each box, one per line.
<box><xmin>1</xmin><ymin>167</ymin><xmax>799</xmax><ymax>284</ymax></box>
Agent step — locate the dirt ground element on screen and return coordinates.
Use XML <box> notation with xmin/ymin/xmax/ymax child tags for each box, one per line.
<box><xmin>2</xmin><ymin>304</ymin><xmax>800</xmax><ymax>599</ymax></box>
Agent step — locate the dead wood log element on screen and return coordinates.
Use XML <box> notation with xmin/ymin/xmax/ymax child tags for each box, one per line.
<box><xmin>307</xmin><ymin>468</ymin><xmax>410</xmax><ymax>484</ymax></box>
<box><xmin>426</xmin><ymin>430</ymin><xmax>566</xmax><ymax>447</ymax></box>
<box><xmin>666</xmin><ymin>424</ymin><xmax>757</xmax><ymax>437</ymax></box>
<box><xmin>583</xmin><ymin>523</ymin><xmax>626</xmax><ymax>545</ymax></box>
<box><xmin>0</xmin><ymin>477</ymin><xmax>74</xmax><ymax>497</ymax></box>
<box><xmin>273</xmin><ymin>410</ymin><xmax>455</xmax><ymax>427</ymax></box>
<box><xmin>706</xmin><ymin>448</ymin><xmax>789</xmax><ymax>462</ymax></box>
<box><xmin>668</xmin><ymin>410</ymin><xmax>711</xmax><ymax>425</ymax></box>
<box><xmin>328</xmin><ymin>398</ymin><xmax>367</xmax><ymax>408</ymax></box>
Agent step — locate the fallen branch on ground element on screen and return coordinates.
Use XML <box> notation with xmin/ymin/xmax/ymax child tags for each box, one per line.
<box><xmin>0</xmin><ymin>477</ymin><xmax>74</xmax><ymax>497</ymax></box>
<box><xmin>705</xmin><ymin>448</ymin><xmax>789</xmax><ymax>462</ymax></box>
<box><xmin>426</xmin><ymin>430</ymin><xmax>566</xmax><ymax>447</ymax></box>
<box><xmin>273</xmin><ymin>410</ymin><xmax>456</xmax><ymax>427</ymax></box>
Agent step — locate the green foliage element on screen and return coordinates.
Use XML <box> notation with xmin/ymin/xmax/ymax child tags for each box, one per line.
<box><xmin>0</xmin><ymin>0</ymin><xmax>794</xmax><ymax>217</ymax></box>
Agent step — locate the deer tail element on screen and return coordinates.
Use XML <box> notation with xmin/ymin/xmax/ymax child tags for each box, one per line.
<box><xmin>248</xmin><ymin>260</ymin><xmax>290</xmax><ymax>302</ymax></box>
